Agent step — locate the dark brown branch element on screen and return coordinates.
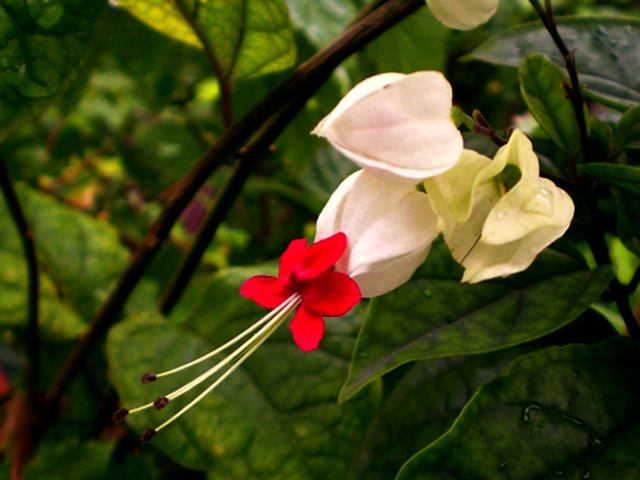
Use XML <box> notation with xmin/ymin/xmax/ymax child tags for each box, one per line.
<box><xmin>530</xmin><ymin>0</ymin><xmax>639</xmax><ymax>339</ymax></box>
<box><xmin>529</xmin><ymin>0</ymin><xmax>591</xmax><ymax>170</ymax></box>
<box><xmin>0</xmin><ymin>158</ymin><xmax>40</xmax><ymax>406</ymax></box>
<box><xmin>159</xmin><ymin>101</ymin><xmax>305</xmax><ymax>315</ymax></box>
<box><xmin>39</xmin><ymin>0</ymin><xmax>425</xmax><ymax>429</ymax></box>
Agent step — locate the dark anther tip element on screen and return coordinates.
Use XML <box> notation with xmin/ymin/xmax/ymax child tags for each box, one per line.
<box><xmin>153</xmin><ymin>396</ymin><xmax>170</xmax><ymax>411</ymax></box>
<box><xmin>112</xmin><ymin>408</ymin><xmax>129</xmax><ymax>423</ymax></box>
<box><xmin>141</xmin><ymin>428</ymin><xmax>157</xmax><ymax>444</ymax></box>
<box><xmin>141</xmin><ymin>373</ymin><xmax>157</xmax><ymax>383</ymax></box>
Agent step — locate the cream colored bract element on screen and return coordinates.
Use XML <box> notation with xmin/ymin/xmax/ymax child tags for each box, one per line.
<box><xmin>425</xmin><ymin>130</ymin><xmax>575</xmax><ymax>283</ymax></box>
<box><xmin>427</xmin><ymin>0</ymin><xmax>500</xmax><ymax>30</ymax></box>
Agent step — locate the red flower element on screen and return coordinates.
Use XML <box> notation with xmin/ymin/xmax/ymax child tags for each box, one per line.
<box><xmin>240</xmin><ymin>232</ymin><xmax>361</xmax><ymax>351</ymax></box>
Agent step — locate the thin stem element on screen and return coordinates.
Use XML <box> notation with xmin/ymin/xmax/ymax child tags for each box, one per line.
<box><xmin>39</xmin><ymin>0</ymin><xmax>425</xmax><ymax>430</ymax></box>
<box><xmin>585</xmin><ymin>195</ymin><xmax>640</xmax><ymax>339</ymax></box>
<box><xmin>0</xmin><ymin>158</ymin><xmax>40</xmax><ymax>406</ymax></box>
<box><xmin>528</xmin><ymin>0</ymin><xmax>591</xmax><ymax>168</ymax></box>
<box><xmin>173</xmin><ymin>0</ymin><xmax>234</xmax><ymax>129</ymax></box>
<box><xmin>159</xmin><ymin>105</ymin><xmax>302</xmax><ymax>314</ymax></box>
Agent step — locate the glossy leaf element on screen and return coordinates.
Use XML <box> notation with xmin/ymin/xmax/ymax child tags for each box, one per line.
<box><xmin>519</xmin><ymin>54</ymin><xmax>581</xmax><ymax>155</ymax></box>
<box><xmin>107</xmin><ymin>266</ymin><xmax>379</xmax><ymax>478</ymax></box>
<box><xmin>339</xmin><ymin>242</ymin><xmax>613</xmax><ymax>402</ymax></box>
<box><xmin>115</xmin><ymin>0</ymin><xmax>296</xmax><ymax>82</ymax></box>
<box><xmin>0</xmin><ymin>0</ymin><xmax>105</xmax><ymax>139</ymax></box>
<box><xmin>347</xmin><ymin>346</ymin><xmax>539</xmax><ymax>480</ymax></box>
<box><xmin>469</xmin><ymin>17</ymin><xmax>640</xmax><ymax>106</ymax></box>
<box><xmin>397</xmin><ymin>338</ymin><xmax>640</xmax><ymax>480</ymax></box>
<box><xmin>347</xmin><ymin>310</ymin><xmax>618</xmax><ymax>480</ymax></box>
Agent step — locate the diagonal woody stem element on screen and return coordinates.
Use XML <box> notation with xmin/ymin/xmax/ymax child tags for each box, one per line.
<box><xmin>39</xmin><ymin>0</ymin><xmax>425</xmax><ymax>430</ymax></box>
<box><xmin>0</xmin><ymin>158</ymin><xmax>40</xmax><ymax>406</ymax></box>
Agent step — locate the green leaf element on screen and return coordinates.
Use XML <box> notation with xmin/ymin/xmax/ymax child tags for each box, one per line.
<box><xmin>468</xmin><ymin>17</ymin><xmax>640</xmax><ymax>107</ymax></box>
<box><xmin>116</xmin><ymin>0</ymin><xmax>296</xmax><ymax>82</ymax></box>
<box><xmin>580</xmin><ymin>163</ymin><xmax>640</xmax><ymax>194</ymax></box>
<box><xmin>23</xmin><ymin>438</ymin><xmax>115</xmax><ymax>480</ymax></box>
<box><xmin>579</xmin><ymin>163</ymin><xmax>640</xmax><ymax>256</ymax></box>
<box><xmin>284</xmin><ymin>0</ymin><xmax>357</xmax><ymax>49</ymax></box>
<box><xmin>0</xmin><ymin>0</ymin><xmax>105</xmax><ymax>139</ymax></box>
<box><xmin>519</xmin><ymin>54</ymin><xmax>581</xmax><ymax>156</ymax></box>
<box><xmin>0</xmin><ymin>249</ymin><xmax>85</xmax><ymax>340</ymax></box>
<box><xmin>617</xmin><ymin>104</ymin><xmax>640</xmax><ymax>149</ymax></box>
<box><xmin>107</xmin><ymin>266</ymin><xmax>380</xmax><ymax>478</ymax></box>
<box><xmin>396</xmin><ymin>338</ymin><xmax>640</xmax><ymax>480</ymax></box>
<box><xmin>612</xmin><ymin>187</ymin><xmax>640</xmax><ymax>257</ymax></box>
<box><xmin>0</xmin><ymin>185</ymin><xmax>129</xmax><ymax>319</ymax></box>
<box><xmin>339</xmin><ymin>242</ymin><xmax>613</xmax><ymax>402</ymax></box>
<box><xmin>348</xmin><ymin>310</ymin><xmax>618</xmax><ymax>480</ymax></box>
<box><xmin>365</xmin><ymin>9</ymin><xmax>449</xmax><ymax>74</ymax></box>
<box><xmin>348</xmin><ymin>346</ymin><xmax>541</xmax><ymax>480</ymax></box>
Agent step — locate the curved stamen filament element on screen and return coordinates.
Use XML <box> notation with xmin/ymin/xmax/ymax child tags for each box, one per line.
<box><xmin>129</xmin><ymin>294</ymin><xmax>301</xmax><ymax>417</ymax></box>
<box><xmin>154</xmin><ymin>294</ymin><xmax>301</xmax><ymax>379</ymax></box>
<box><xmin>154</xmin><ymin>297</ymin><xmax>295</xmax><ymax>433</ymax></box>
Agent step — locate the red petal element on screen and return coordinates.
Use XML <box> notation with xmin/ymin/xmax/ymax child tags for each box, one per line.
<box><xmin>279</xmin><ymin>238</ymin><xmax>308</xmax><ymax>281</ymax></box>
<box><xmin>240</xmin><ymin>276</ymin><xmax>292</xmax><ymax>308</ymax></box>
<box><xmin>289</xmin><ymin>306</ymin><xmax>325</xmax><ymax>352</ymax></box>
<box><xmin>301</xmin><ymin>271</ymin><xmax>361</xmax><ymax>317</ymax></box>
<box><xmin>294</xmin><ymin>232</ymin><xmax>347</xmax><ymax>283</ymax></box>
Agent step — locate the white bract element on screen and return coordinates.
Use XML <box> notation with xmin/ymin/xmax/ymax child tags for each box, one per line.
<box><xmin>425</xmin><ymin>130</ymin><xmax>575</xmax><ymax>283</ymax></box>
<box><xmin>427</xmin><ymin>0</ymin><xmax>500</xmax><ymax>30</ymax></box>
<box><xmin>316</xmin><ymin>170</ymin><xmax>438</xmax><ymax>297</ymax></box>
<box><xmin>313</xmin><ymin>72</ymin><xmax>463</xmax><ymax>185</ymax></box>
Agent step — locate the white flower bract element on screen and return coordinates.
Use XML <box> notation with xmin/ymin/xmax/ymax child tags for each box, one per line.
<box><xmin>315</xmin><ymin>170</ymin><xmax>438</xmax><ymax>297</ymax></box>
<box><xmin>313</xmin><ymin>71</ymin><xmax>463</xmax><ymax>185</ymax></box>
<box><xmin>425</xmin><ymin>130</ymin><xmax>575</xmax><ymax>283</ymax></box>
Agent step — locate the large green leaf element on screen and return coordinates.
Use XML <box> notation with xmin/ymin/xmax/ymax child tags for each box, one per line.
<box><xmin>0</xmin><ymin>185</ymin><xmax>129</xmax><ymax>319</ymax></box>
<box><xmin>107</xmin><ymin>266</ymin><xmax>379</xmax><ymax>479</ymax></box>
<box><xmin>116</xmin><ymin>0</ymin><xmax>296</xmax><ymax>82</ymax></box>
<box><xmin>22</xmin><ymin>439</ymin><xmax>115</xmax><ymax>480</ymax></box>
<box><xmin>397</xmin><ymin>338</ymin><xmax>640</xmax><ymax>480</ymax></box>
<box><xmin>519</xmin><ymin>54</ymin><xmax>582</xmax><ymax>156</ymax></box>
<box><xmin>339</xmin><ymin>242</ymin><xmax>613</xmax><ymax>402</ymax></box>
<box><xmin>0</xmin><ymin>0</ymin><xmax>105</xmax><ymax>139</ymax></box>
<box><xmin>365</xmin><ymin>8</ymin><xmax>448</xmax><ymax>74</ymax></box>
<box><xmin>284</xmin><ymin>0</ymin><xmax>356</xmax><ymax>49</ymax></box>
<box><xmin>468</xmin><ymin>17</ymin><xmax>640</xmax><ymax>107</ymax></box>
<box><xmin>346</xmin><ymin>311</ymin><xmax>618</xmax><ymax>480</ymax></box>
<box><xmin>0</xmin><ymin>249</ymin><xmax>85</xmax><ymax>340</ymax></box>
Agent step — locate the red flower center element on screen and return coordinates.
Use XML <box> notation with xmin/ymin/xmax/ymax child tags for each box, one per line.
<box><xmin>240</xmin><ymin>232</ymin><xmax>361</xmax><ymax>351</ymax></box>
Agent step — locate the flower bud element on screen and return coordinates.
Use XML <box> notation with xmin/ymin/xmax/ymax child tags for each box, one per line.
<box><xmin>427</xmin><ymin>0</ymin><xmax>500</xmax><ymax>30</ymax></box>
<box><xmin>425</xmin><ymin>130</ymin><xmax>574</xmax><ymax>283</ymax></box>
<box><xmin>316</xmin><ymin>170</ymin><xmax>438</xmax><ymax>297</ymax></box>
<box><xmin>313</xmin><ymin>72</ymin><xmax>463</xmax><ymax>185</ymax></box>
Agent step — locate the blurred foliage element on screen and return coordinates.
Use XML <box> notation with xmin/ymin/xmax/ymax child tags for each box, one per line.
<box><xmin>0</xmin><ymin>0</ymin><xmax>639</xmax><ymax>479</ymax></box>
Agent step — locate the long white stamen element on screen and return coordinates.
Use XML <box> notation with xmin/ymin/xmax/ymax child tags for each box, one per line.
<box><xmin>155</xmin><ymin>295</ymin><xmax>299</xmax><ymax>378</ymax></box>
<box><xmin>128</xmin><ymin>294</ymin><xmax>301</xmax><ymax>417</ymax></box>
<box><xmin>154</xmin><ymin>298</ymin><xmax>293</xmax><ymax>433</ymax></box>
